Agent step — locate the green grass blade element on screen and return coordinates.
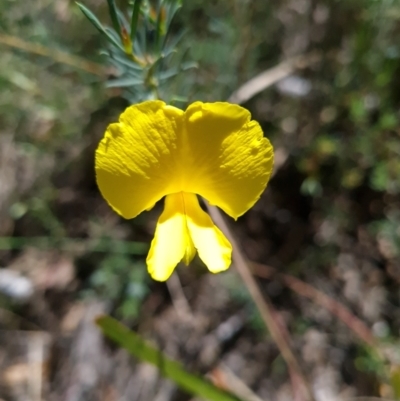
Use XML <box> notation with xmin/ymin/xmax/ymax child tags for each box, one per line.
<box><xmin>0</xmin><ymin>237</ymin><xmax>148</xmax><ymax>255</ymax></box>
<box><xmin>96</xmin><ymin>316</ymin><xmax>242</xmax><ymax>401</ymax></box>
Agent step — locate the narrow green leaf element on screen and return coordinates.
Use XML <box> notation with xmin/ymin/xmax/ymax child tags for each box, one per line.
<box><xmin>96</xmin><ymin>316</ymin><xmax>242</xmax><ymax>401</ymax></box>
<box><xmin>76</xmin><ymin>2</ymin><xmax>106</xmax><ymax>33</ymax></box>
<box><xmin>163</xmin><ymin>0</ymin><xmax>182</xmax><ymax>41</ymax></box>
<box><xmin>117</xmin><ymin>9</ymin><xmax>130</xmax><ymax>32</ymax></box>
<box><xmin>161</xmin><ymin>46</ymin><xmax>177</xmax><ymax>60</ymax></box>
<box><xmin>158</xmin><ymin>67</ymin><xmax>178</xmax><ymax>81</ymax></box>
<box><xmin>154</xmin><ymin>0</ymin><xmax>163</xmax><ymax>53</ymax></box>
<box><xmin>130</xmin><ymin>0</ymin><xmax>143</xmax><ymax>42</ymax></box>
<box><xmin>162</xmin><ymin>29</ymin><xmax>186</xmax><ymax>57</ymax></box>
<box><xmin>106</xmin><ymin>0</ymin><xmax>122</xmax><ymax>40</ymax></box>
<box><xmin>102</xmin><ymin>51</ymin><xmax>143</xmax><ymax>72</ymax></box>
<box><xmin>181</xmin><ymin>61</ymin><xmax>198</xmax><ymax>71</ymax></box>
<box><xmin>170</xmin><ymin>95</ymin><xmax>189</xmax><ymax>104</ymax></box>
<box><xmin>158</xmin><ymin>62</ymin><xmax>190</xmax><ymax>95</ymax></box>
<box><xmin>103</xmin><ymin>27</ymin><xmax>125</xmax><ymax>51</ymax></box>
<box><xmin>106</xmin><ymin>76</ymin><xmax>144</xmax><ymax>88</ymax></box>
<box><xmin>135</xmin><ymin>27</ymin><xmax>147</xmax><ymax>58</ymax></box>
<box><xmin>147</xmin><ymin>54</ymin><xmax>165</xmax><ymax>78</ymax></box>
<box><xmin>76</xmin><ymin>2</ymin><xmax>124</xmax><ymax>51</ymax></box>
<box><xmin>133</xmin><ymin>37</ymin><xmax>145</xmax><ymax>60</ymax></box>
<box><xmin>124</xmin><ymin>87</ymin><xmax>142</xmax><ymax>103</ymax></box>
<box><xmin>157</xmin><ymin>63</ymin><xmax>197</xmax><ymax>83</ymax></box>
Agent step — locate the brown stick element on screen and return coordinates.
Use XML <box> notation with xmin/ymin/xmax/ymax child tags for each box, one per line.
<box><xmin>208</xmin><ymin>54</ymin><xmax>325</xmax><ymax>401</ymax></box>
<box><xmin>206</xmin><ymin>204</ymin><xmax>317</xmax><ymax>401</ymax></box>
<box><xmin>229</xmin><ymin>52</ymin><xmax>321</xmax><ymax>104</ymax></box>
<box><xmin>251</xmin><ymin>262</ymin><xmax>377</xmax><ymax>347</ymax></box>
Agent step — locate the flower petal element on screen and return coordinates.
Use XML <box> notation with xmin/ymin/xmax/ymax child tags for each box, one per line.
<box><xmin>182</xmin><ymin>231</ymin><xmax>196</xmax><ymax>266</ymax></box>
<box><xmin>182</xmin><ymin>102</ymin><xmax>274</xmax><ymax>219</ymax></box>
<box><xmin>146</xmin><ymin>193</ymin><xmax>193</xmax><ymax>281</ymax></box>
<box><xmin>95</xmin><ymin>100</ymin><xmax>184</xmax><ymax>219</ymax></box>
<box><xmin>96</xmin><ymin>100</ymin><xmax>273</xmax><ymax>221</ymax></box>
<box><xmin>183</xmin><ymin>192</ymin><xmax>232</xmax><ymax>273</ymax></box>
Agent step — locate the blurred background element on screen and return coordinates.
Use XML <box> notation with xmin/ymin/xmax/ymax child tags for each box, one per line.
<box><xmin>1</xmin><ymin>0</ymin><xmax>400</xmax><ymax>400</ymax></box>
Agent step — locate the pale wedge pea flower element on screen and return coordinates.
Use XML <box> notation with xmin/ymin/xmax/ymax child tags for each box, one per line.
<box><xmin>95</xmin><ymin>100</ymin><xmax>274</xmax><ymax>281</ymax></box>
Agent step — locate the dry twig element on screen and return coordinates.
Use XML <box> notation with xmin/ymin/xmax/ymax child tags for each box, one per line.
<box><xmin>166</xmin><ymin>272</ymin><xmax>192</xmax><ymax>319</ymax></box>
<box><xmin>229</xmin><ymin>52</ymin><xmax>321</xmax><ymax>104</ymax></box>
<box><xmin>206</xmin><ymin>203</ymin><xmax>316</xmax><ymax>401</ymax></box>
<box><xmin>204</xmin><ymin>55</ymin><xmax>325</xmax><ymax>401</ymax></box>
<box><xmin>251</xmin><ymin>262</ymin><xmax>377</xmax><ymax>348</ymax></box>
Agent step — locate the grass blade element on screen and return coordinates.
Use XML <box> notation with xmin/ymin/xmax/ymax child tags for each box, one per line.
<box><xmin>0</xmin><ymin>236</ymin><xmax>148</xmax><ymax>255</ymax></box>
<box><xmin>96</xmin><ymin>315</ymin><xmax>242</xmax><ymax>401</ymax></box>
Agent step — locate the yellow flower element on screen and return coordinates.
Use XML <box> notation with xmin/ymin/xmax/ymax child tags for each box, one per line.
<box><xmin>95</xmin><ymin>100</ymin><xmax>274</xmax><ymax>281</ymax></box>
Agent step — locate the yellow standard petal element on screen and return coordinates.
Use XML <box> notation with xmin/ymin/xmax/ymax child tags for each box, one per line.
<box><xmin>181</xmin><ymin>102</ymin><xmax>274</xmax><ymax>219</ymax></box>
<box><xmin>95</xmin><ymin>100</ymin><xmax>184</xmax><ymax>219</ymax></box>
<box><xmin>146</xmin><ymin>193</ymin><xmax>195</xmax><ymax>281</ymax></box>
<box><xmin>96</xmin><ymin>100</ymin><xmax>273</xmax><ymax>220</ymax></box>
